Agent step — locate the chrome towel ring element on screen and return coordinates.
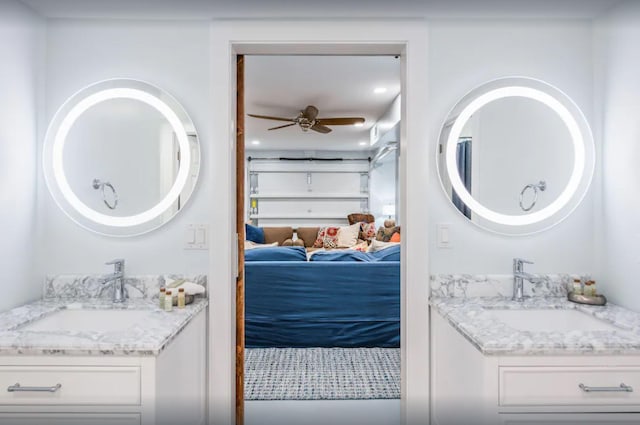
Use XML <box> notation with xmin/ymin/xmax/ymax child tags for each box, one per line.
<box><xmin>92</xmin><ymin>178</ymin><xmax>118</xmax><ymax>210</ymax></box>
<box><xmin>519</xmin><ymin>180</ymin><xmax>546</xmax><ymax>212</ymax></box>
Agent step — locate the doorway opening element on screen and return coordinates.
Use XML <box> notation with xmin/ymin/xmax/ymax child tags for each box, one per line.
<box><xmin>237</xmin><ymin>54</ymin><xmax>402</xmax><ymax>425</ymax></box>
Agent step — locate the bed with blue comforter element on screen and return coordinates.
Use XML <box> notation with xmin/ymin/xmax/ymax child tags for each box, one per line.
<box><xmin>244</xmin><ymin>246</ymin><xmax>400</xmax><ymax>348</ymax></box>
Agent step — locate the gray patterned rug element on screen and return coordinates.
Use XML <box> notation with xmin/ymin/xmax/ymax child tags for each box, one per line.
<box><xmin>244</xmin><ymin>347</ymin><xmax>400</xmax><ymax>400</ymax></box>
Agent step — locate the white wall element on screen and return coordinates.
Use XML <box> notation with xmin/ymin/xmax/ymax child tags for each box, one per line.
<box><xmin>427</xmin><ymin>19</ymin><xmax>597</xmax><ymax>274</ymax></box>
<box><xmin>370</xmin><ymin>153</ymin><xmax>397</xmax><ymax>228</ymax></box>
<box><xmin>0</xmin><ymin>0</ymin><xmax>44</xmax><ymax>310</ymax></box>
<box><xmin>595</xmin><ymin>1</ymin><xmax>640</xmax><ymax>311</ymax></box>
<box><xmin>38</xmin><ymin>19</ymin><xmax>212</xmax><ymax>276</ymax></box>
<box><xmin>35</xmin><ymin>18</ymin><xmax>598</xmax><ymax>277</ymax></box>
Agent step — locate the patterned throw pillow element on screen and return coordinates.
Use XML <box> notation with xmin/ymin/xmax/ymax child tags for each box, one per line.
<box><xmin>351</xmin><ymin>240</ymin><xmax>369</xmax><ymax>252</ymax></box>
<box><xmin>359</xmin><ymin>222</ymin><xmax>377</xmax><ymax>241</ymax></box>
<box><xmin>313</xmin><ymin>227</ymin><xmax>340</xmax><ymax>248</ymax></box>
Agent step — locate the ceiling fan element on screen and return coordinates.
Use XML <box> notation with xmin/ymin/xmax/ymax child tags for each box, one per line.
<box><xmin>248</xmin><ymin>105</ymin><xmax>365</xmax><ymax>134</ymax></box>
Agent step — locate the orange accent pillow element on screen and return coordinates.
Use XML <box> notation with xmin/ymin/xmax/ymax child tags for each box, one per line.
<box><xmin>390</xmin><ymin>232</ymin><xmax>401</xmax><ymax>242</ymax></box>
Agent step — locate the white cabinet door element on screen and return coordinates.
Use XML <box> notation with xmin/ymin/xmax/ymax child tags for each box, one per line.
<box><xmin>0</xmin><ymin>366</ymin><xmax>141</xmax><ymax>406</ymax></box>
<box><xmin>0</xmin><ymin>413</ymin><xmax>140</xmax><ymax>425</ymax></box>
<box><xmin>499</xmin><ymin>366</ymin><xmax>640</xmax><ymax>408</ymax></box>
<box><xmin>500</xmin><ymin>412</ymin><xmax>640</xmax><ymax>424</ymax></box>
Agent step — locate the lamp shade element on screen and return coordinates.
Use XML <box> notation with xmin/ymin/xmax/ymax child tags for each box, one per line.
<box><xmin>382</xmin><ymin>204</ymin><xmax>396</xmax><ymax>217</ymax></box>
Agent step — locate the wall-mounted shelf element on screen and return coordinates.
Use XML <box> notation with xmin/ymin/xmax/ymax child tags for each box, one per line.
<box><xmin>249</xmin><ymin>213</ymin><xmax>349</xmax><ymax>220</ymax></box>
<box><xmin>247</xmin><ymin>157</ymin><xmax>370</xmax><ymax>225</ymax></box>
<box><xmin>250</xmin><ymin>193</ymin><xmax>369</xmax><ymax>199</ymax></box>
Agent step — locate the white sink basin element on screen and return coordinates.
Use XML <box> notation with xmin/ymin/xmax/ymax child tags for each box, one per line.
<box><xmin>487</xmin><ymin>308</ymin><xmax>619</xmax><ymax>332</ymax></box>
<box><xmin>20</xmin><ymin>309</ymin><xmax>153</xmax><ymax>333</ymax></box>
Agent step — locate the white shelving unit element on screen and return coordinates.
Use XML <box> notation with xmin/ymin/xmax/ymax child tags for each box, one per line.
<box><xmin>250</xmin><ymin>193</ymin><xmax>369</xmax><ymax>199</ymax></box>
<box><xmin>249</xmin><ymin>213</ymin><xmax>349</xmax><ymax>220</ymax></box>
<box><xmin>247</xmin><ymin>157</ymin><xmax>371</xmax><ymax>227</ymax></box>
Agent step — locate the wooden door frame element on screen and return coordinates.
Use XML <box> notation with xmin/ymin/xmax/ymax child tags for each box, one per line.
<box><xmin>235</xmin><ymin>54</ymin><xmax>245</xmax><ymax>425</ymax></box>
<box><xmin>210</xmin><ymin>20</ymin><xmax>430</xmax><ymax>425</ymax></box>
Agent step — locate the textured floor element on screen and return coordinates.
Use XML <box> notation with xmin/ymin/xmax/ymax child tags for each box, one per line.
<box><xmin>244</xmin><ymin>347</ymin><xmax>401</xmax><ymax>400</ymax></box>
<box><xmin>245</xmin><ymin>399</ymin><xmax>402</xmax><ymax>425</ymax></box>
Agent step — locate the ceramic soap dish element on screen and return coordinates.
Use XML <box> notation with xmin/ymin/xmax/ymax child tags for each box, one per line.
<box><xmin>568</xmin><ymin>291</ymin><xmax>607</xmax><ymax>306</ymax></box>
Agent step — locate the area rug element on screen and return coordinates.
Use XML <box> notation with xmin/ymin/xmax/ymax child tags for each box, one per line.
<box><xmin>244</xmin><ymin>347</ymin><xmax>400</xmax><ymax>400</ymax></box>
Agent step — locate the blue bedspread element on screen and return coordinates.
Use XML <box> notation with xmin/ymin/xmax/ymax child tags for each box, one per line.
<box><xmin>245</xmin><ymin>246</ymin><xmax>307</xmax><ymax>262</ymax></box>
<box><xmin>309</xmin><ymin>245</ymin><xmax>400</xmax><ymax>262</ymax></box>
<box><xmin>245</xmin><ymin>260</ymin><xmax>400</xmax><ymax>348</ymax></box>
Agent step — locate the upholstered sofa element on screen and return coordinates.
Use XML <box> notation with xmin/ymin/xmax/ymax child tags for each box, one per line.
<box><xmin>260</xmin><ymin>226</ymin><xmax>320</xmax><ymax>248</ymax></box>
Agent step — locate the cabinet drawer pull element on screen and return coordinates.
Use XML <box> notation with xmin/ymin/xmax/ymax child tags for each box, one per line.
<box><xmin>7</xmin><ymin>383</ymin><xmax>62</xmax><ymax>393</ymax></box>
<box><xmin>579</xmin><ymin>383</ymin><xmax>633</xmax><ymax>393</ymax></box>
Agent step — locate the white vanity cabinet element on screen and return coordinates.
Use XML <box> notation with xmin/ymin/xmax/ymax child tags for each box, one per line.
<box><xmin>432</xmin><ymin>312</ymin><xmax>640</xmax><ymax>425</ymax></box>
<box><xmin>0</xmin><ymin>310</ymin><xmax>206</xmax><ymax>425</ymax></box>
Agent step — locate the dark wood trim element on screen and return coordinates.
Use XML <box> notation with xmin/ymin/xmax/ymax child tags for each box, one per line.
<box><xmin>235</xmin><ymin>54</ymin><xmax>245</xmax><ymax>425</ymax></box>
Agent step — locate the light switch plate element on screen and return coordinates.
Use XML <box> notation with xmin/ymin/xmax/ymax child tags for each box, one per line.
<box><xmin>185</xmin><ymin>224</ymin><xmax>209</xmax><ymax>250</ymax></box>
<box><xmin>437</xmin><ymin>223</ymin><xmax>452</xmax><ymax>249</ymax></box>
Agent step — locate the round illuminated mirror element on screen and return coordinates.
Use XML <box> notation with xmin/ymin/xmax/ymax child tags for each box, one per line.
<box><xmin>43</xmin><ymin>79</ymin><xmax>200</xmax><ymax>236</ymax></box>
<box><xmin>437</xmin><ymin>77</ymin><xmax>595</xmax><ymax>235</ymax></box>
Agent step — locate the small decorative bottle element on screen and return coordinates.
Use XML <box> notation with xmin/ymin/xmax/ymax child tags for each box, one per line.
<box><xmin>572</xmin><ymin>278</ymin><xmax>583</xmax><ymax>295</ymax></box>
<box><xmin>159</xmin><ymin>287</ymin><xmax>166</xmax><ymax>309</ymax></box>
<box><xmin>164</xmin><ymin>290</ymin><xmax>173</xmax><ymax>311</ymax></box>
<box><xmin>583</xmin><ymin>280</ymin><xmax>596</xmax><ymax>297</ymax></box>
<box><xmin>178</xmin><ymin>288</ymin><xmax>186</xmax><ymax>309</ymax></box>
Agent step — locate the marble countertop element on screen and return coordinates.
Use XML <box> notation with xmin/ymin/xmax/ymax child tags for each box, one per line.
<box><xmin>0</xmin><ymin>298</ymin><xmax>208</xmax><ymax>356</ymax></box>
<box><xmin>430</xmin><ymin>296</ymin><xmax>640</xmax><ymax>356</ymax></box>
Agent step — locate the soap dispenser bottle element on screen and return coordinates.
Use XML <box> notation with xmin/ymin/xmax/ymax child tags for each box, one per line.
<box><xmin>584</xmin><ymin>280</ymin><xmax>597</xmax><ymax>297</ymax></box>
<box><xmin>159</xmin><ymin>287</ymin><xmax>166</xmax><ymax>309</ymax></box>
<box><xmin>178</xmin><ymin>288</ymin><xmax>186</xmax><ymax>309</ymax></box>
<box><xmin>164</xmin><ymin>290</ymin><xmax>173</xmax><ymax>311</ymax></box>
<box><xmin>571</xmin><ymin>278</ymin><xmax>583</xmax><ymax>295</ymax></box>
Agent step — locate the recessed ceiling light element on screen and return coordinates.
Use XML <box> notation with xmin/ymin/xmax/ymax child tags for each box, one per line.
<box><xmin>354</xmin><ymin>122</ymin><xmax>364</xmax><ymax>128</ymax></box>
<box><xmin>374</xmin><ymin>87</ymin><xmax>387</xmax><ymax>94</ymax></box>
<box><xmin>251</xmin><ymin>140</ymin><xmax>260</xmax><ymax>145</ymax></box>
<box><xmin>359</xmin><ymin>141</ymin><xmax>367</xmax><ymax>146</ymax></box>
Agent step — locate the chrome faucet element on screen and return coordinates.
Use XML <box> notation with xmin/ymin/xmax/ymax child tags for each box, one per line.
<box><xmin>102</xmin><ymin>259</ymin><xmax>127</xmax><ymax>303</ymax></box>
<box><xmin>512</xmin><ymin>258</ymin><xmax>537</xmax><ymax>302</ymax></box>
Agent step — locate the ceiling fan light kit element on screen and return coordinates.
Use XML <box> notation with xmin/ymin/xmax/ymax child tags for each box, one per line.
<box><xmin>248</xmin><ymin>104</ymin><xmax>365</xmax><ymax>134</ymax></box>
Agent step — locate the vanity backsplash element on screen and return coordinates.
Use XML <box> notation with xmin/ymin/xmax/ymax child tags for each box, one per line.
<box><xmin>430</xmin><ymin>274</ymin><xmax>582</xmax><ymax>299</ymax></box>
<box><xmin>44</xmin><ymin>274</ymin><xmax>207</xmax><ymax>300</ymax></box>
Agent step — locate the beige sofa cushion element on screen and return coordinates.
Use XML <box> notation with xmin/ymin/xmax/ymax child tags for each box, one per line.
<box><xmin>263</xmin><ymin>227</ymin><xmax>294</xmax><ymax>246</ymax></box>
<box><xmin>296</xmin><ymin>227</ymin><xmax>320</xmax><ymax>248</ymax></box>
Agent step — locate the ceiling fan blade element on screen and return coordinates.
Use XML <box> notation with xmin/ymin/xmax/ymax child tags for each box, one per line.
<box><xmin>316</xmin><ymin>117</ymin><xmax>365</xmax><ymax>126</ymax></box>
<box><xmin>303</xmin><ymin>105</ymin><xmax>319</xmax><ymax>120</ymax></box>
<box><xmin>248</xmin><ymin>113</ymin><xmax>295</xmax><ymax>123</ymax></box>
<box><xmin>310</xmin><ymin>123</ymin><xmax>332</xmax><ymax>134</ymax></box>
<box><xmin>268</xmin><ymin>123</ymin><xmax>297</xmax><ymax>131</ymax></box>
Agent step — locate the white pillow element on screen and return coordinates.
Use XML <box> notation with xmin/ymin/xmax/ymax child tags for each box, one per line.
<box><xmin>367</xmin><ymin>239</ymin><xmax>400</xmax><ymax>252</ymax></box>
<box><xmin>244</xmin><ymin>240</ymin><xmax>278</xmax><ymax>250</ymax></box>
<box><xmin>337</xmin><ymin>223</ymin><xmax>361</xmax><ymax>247</ymax></box>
